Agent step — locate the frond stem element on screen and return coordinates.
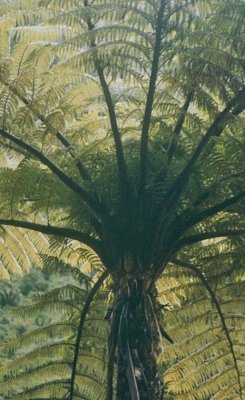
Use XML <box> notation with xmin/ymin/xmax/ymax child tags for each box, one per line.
<box><xmin>183</xmin><ymin>191</ymin><xmax>245</xmax><ymax>230</ymax></box>
<box><xmin>0</xmin><ymin>218</ymin><xmax>103</xmax><ymax>256</ymax></box>
<box><xmin>139</xmin><ymin>0</ymin><xmax>166</xmax><ymax>192</ymax></box>
<box><xmin>69</xmin><ymin>270</ymin><xmax>109</xmax><ymax>400</ymax></box>
<box><xmin>175</xmin><ymin>229</ymin><xmax>245</xmax><ymax>251</ymax></box>
<box><xmin>166</xmin><ymin>89</ymin><xmax>194</xmax><ymax>163</ymax></box>
<box><xmin>0</xmin><ymin>77</ymin><xmax>92</xmax><ymax>182</ymax></box>
<box><xmin>152</xmin><ymin>191</ymin><xmax>245</xmax><ymax>280</ymax></box>
<box><xmin>5</xmin><ymin>379</ymin><xmax>70</xmax><ymax>398</ymax></box>
<box><xmin>55</xmin><ymin>131</ymin><xmax>92</xmax><ymax>181</ymax></box>
<box><xmin>164</xmin><ymin>87</ymin><xmax>245</xmax><ymax>208</ymax></box>
<box><xmin>0</xmin><ymin>128</ymin><xmax>107</xmax><ymax>220</ymax></box>
<box><xmin>96</xmin><ymin>64</ymin><xmax>131</xmax><ymax>198</ymax></box>
<box><xmin>84</xmin><ymin>0</ymin><xmax>131</xmax><ymax>200</ymax></box>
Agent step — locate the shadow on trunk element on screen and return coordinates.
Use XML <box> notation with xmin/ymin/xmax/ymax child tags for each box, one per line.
<box><xmin>107</xmin><ymin>276</ymin><xmax>165</xmax><ymax>400</ymax></box>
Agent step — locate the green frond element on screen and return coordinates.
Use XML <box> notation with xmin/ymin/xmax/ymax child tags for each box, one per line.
<box><xmin>158</xmin><ymin>252</ymin><xmax>245</xmax><ymax>399</ymax></box>
<box><xmin>1</xmin><ymin>361</ymin><xmax>72</xmax><ymax>395</ymax></box>
<box><xmin>2</xmin><ymin>322</ymin><xmax>76</xmax><ymax>353</ymax></box>
<box><xmin>0</xmin><ymin>270</ymin><xmax>109</xmax><ymax>399</ymax></box>
<box><xmin>4</xmin><ymin>379</ymin><xmax>70</xmax><ymax>400</ymax></box>
<box><xmin>0</xmin><ymin>340</ymin><xmax>73</xmax><ymax>379</ymax></box>
<box><xmin>0</xmin><ymin>226</ymin><xmax>48</xmax><ymax>278</ymax></box>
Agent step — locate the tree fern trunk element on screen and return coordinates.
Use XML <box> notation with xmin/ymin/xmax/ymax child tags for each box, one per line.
<box><xmin>111</xmin><ymin>277</ymin><xmax>163</xmax><ymax>400</ymax></box>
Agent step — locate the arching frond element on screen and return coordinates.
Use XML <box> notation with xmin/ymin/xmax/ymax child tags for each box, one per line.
<box><xmin>158</xmin><ymin>236</ymin><xmax>245</xmax><ymax>399</ymax></box>
<box><xmin>0</xmin><ymin>271</ymin><xmax>109</xmax><ymax>400</ymax></box>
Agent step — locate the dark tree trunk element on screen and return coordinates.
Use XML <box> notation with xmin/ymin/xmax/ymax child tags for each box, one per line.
<box><xmin>109</xmin><ymin>277</ymin><xmax>163</xmax><ymax>400</ymax></box>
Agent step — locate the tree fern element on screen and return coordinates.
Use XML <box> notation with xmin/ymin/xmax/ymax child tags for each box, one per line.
<box><xmin>0</xmin><ymin>0</ymin><xmax>244</xmax><ymax>399</ymax></box>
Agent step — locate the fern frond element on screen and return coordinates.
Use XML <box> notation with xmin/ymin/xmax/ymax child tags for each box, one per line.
<box><xmin>158</xmin><ymin>252</ymin><xmax>245</xmax><ymax>399</ymax></box>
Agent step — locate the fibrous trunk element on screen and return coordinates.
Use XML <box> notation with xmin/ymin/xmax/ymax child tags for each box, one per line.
<box><xmin>108</xmin><ymin>277</ymin><xmax>163</xmax><ymax>400</ymax></box>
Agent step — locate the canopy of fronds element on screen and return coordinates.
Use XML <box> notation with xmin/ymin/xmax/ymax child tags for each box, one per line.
<box><xmin>0</xmin><ymin>0</ymin><xmax>244</xmax><ymax>399</ymax></box>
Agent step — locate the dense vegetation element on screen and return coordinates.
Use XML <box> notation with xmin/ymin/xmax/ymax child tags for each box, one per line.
<box><xmin>0</xmin><ymin>0</ymin><xmax>244</xmax><ymax>399</ymax></box>
<box><xmin>0</xmin><ymin>269</ymin><xmax>74</xmax><ymax>357</ymax></box>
